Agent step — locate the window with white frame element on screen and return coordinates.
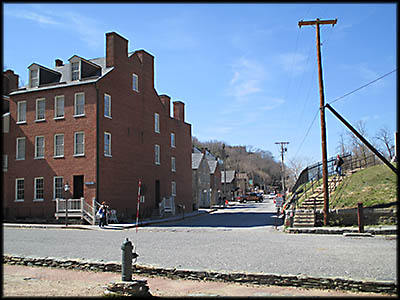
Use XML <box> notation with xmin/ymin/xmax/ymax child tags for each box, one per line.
<box><xmin>104</xmin><ymin>132</ymin><xmax>111</xmax><ymax>157</ymax></box>
<box><xmin>74</xmin><ymin>132</ymin><xmax>85</xmax><ymax>156</ymax></box>
<box><xmin>3</xmin><ymin>154</ymin><xmax>8</xmax><ymax>171</ymax></box>
<box><xmin>30</xmin><ymin>69</ymin><xmax>39</xmax><ymax>87</ymax></box>
<box><xmin>17</xmin><ymin>101</ymin><xmax>26</xmax><ymax>123</ymax></box>
<box><xmin>104</xmin><ymin>94</ymin><xmax>111</xmax><ymax>118</ymax></box>
<box><xmin>54</xmin><ymin>134</ymin><xmax>64</xmax><ymax>157</ymax></box>
<box><xmin>155</xmin><ymin>144</ymin><xmax>160</xmax><ymax>165</ymax></box>
<box><xmin>171</xmin><ymin>156</ymin><xmax>176</xmax><ymax>172</ymax></box>
<box><xmin>155</xmin><ymin>113</ymin><xmax>160</xmax><ymax>133</ymax></box>
<box><xmin>34</xmin><ymin>177</ymin><xmax>44</xmax><ymax>201</ymax></box>
<box><xmin>36</xmin><ymin>98</ymin><xmax>46</xmax><ymax>121</ymax></box>
<box><xmin>171</xmin><ymin>181</ymin><xmax>176</xmax><ymax>197</ymax></box>
<box><xmin>54</xmin><ymin>176</ymin><xmax>63</xmax><ymax>199</ymax></box>
<box><xmin>16</xmin><ymin>137</ymin><xmax>25</xmax><ymax>160</ymax></box>
<box><xmin>35</xmin><ymin>136</ymin><xmax>45</xmax><ymax>159</ymax></box>
<box><xmin>74</xmin><ymin>93</ymin><xmax>85</xmax><ymax>116</ymax></box>
<box><xmin>132</xmin><ymin>73</ymin><xmax>138</xmax><ymax>92</ymax></box>
<box><xmin>171</xmin><ymin>132</ymin><xmax>176</xmax><ymax>148</ymax></box>
<box><xmin>54</xmin><ymin>95</ymin><xmax>64</xmax><ymax>119</ymax></box>
<box><xmin>16</xmin><ymin>178</ymin><xmax>24</xmax><ymax>201</ymax></box>
<box><xmin>71</xmin><ymin>61</ymin><xmax>80</xmax><ymax>81</ymax></box>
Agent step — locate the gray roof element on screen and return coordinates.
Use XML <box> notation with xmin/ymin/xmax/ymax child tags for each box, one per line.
<box><xmin>207</xmin><ymin>160</ymin><xmax>218</xmax><ymax>174</ymax></box>
<box><xmin>9</xmin><ymin>52</ymin><xmax>141</xmax><ymax>95</ymax></box>
<box><xmin>221</xmin><ymin>170</ymin><xmax>235</xmax><ymax>183</ymax></box>
<box><xmin>192</xmin><ymin>153</ymin><xmax>204</xmax><ymax>170</ymax></box>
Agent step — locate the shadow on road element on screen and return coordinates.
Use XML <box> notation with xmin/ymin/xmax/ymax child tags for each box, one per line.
<box><xmin>152</xmin><ymin>211</ymin><xmax>284</xmax><ymax>228</ymax></box>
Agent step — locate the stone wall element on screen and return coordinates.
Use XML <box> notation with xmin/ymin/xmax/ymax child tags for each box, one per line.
<box><xmin>3</xmin><ymin>254</ymin><xmax>396</xmax><ymax>294</ymax></box>
<box><xmin>315</xmin><ymin>207</ymin><xmax>397</xmax><ymax>227</ymax></box>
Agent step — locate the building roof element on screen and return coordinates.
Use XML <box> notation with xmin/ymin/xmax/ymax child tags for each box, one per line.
<box><xmin>207</xmin><ymin>160</ymin><xmax>218</xmax><ymax>174</ymax></box>
<box><xmin>221</xmin><ymin>170</ymin><xmax>235</xmax><ymax>183</ymax></box>
<box><xmin>192</xmin><ymin>153</ymin><xmax>204</xmax><ymax>170</ymax></box>
<box><xmin>9</xmin><ymin>51</ymin><xmax>141</xmax><ymax>96</ymax></box>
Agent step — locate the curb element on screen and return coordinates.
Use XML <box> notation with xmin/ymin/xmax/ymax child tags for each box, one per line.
<box><xmin>284</xmin><ymin>227</ymin><xmax>397</xmax><ymax>235</ymax></box>
<box><xmin>3</xmin><ymin>254</ymin><xmax>397</xmax><ymax>295</ymax></box>
<box><xmin>3</xmin><ymin>209</ymin><xmax>217</xmax><ymax>231</ymax></box>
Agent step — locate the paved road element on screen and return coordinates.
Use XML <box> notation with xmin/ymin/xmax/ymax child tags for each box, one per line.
<box><xmin>3</xmin><ymin>199</ymin><xmax>397</xmax><ymax>282</ymax></box>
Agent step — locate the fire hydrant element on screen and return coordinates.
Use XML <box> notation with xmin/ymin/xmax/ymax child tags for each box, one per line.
<box><xmin>121</xmin><ymin>238</ymin><xmax>138</xmax><ymax>281</ymax></box>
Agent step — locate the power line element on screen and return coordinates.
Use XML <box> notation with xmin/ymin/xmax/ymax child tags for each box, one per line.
<box><xmin>327</xmin><ymin>68</ymin><xmax>398</xmax><ymax>105</ymax></box>
<box><xmin>293</xmin><ymin>108</ymin><xmax>320</xmax><ymax>159</ymax></box>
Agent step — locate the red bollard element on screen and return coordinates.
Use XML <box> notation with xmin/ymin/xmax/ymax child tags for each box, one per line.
<box><xmin>357</xmin><ymin>202</ymin><xmax>364</xmax><ymax>233</ymax></box>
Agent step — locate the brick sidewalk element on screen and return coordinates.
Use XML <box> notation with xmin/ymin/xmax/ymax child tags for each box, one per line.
<box><xmin>3</xmin><ymin>264</ymin><xmax>393</xmax><ymax>297</ymax></box>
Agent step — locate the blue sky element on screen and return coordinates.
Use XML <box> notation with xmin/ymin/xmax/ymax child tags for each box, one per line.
<box><xmin>3</xmin><ymin>3</ymin><xmax>397</xmax><ymax>165</ymax></box>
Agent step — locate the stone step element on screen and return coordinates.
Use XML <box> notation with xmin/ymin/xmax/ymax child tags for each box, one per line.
<box><xmin>294</xmin><ymin>214</ymin><xmax>314</xmax><ymax>219</ymax></box>
<box><xmin>293</xmin><ymin>222</ymin><xmax>315</xmax><ymax>227</ymax></box>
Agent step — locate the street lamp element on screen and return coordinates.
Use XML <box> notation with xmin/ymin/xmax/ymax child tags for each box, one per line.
<box><xmin>64</xmin><ymin>183</ymin><xmax>70</xmax><ymax>227</ymax></box>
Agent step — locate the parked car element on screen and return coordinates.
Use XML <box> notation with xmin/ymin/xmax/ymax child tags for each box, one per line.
<box><xmin>268</xmin><ymin>193</ymin><xmax>276</xmax><ymax>200</ymax></box>
<box><xmin>237</xmin><ymin>192</ymin><xmax>263</xmax><ymax>203</ymax></box>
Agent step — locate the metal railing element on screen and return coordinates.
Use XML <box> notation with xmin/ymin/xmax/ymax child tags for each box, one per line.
<box><xmin>286</xmin><ymin>153</ymin><xmax>383</xmax><ymax>216</ymax></box>
<box><xmin>55</xmin><ymin>198</ymin><xmax>84</xmax><ymax>213</ymax></box>
<box><xmin>55</xmin><ymin>198</ymin><xmax>117</xmax><ymax>225</ymax></box>
<box><xmin>159</xmin><ymin>196</ymin><xmax>175</xmax><ymax>216</ymax></box>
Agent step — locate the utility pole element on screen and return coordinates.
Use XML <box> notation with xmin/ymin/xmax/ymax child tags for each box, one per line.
<box><xmin>299</xmin><ymin>18</ymin><xmax>337</xmax><ymax>226</ymax></box>
<box><xmin>222</xmin><ymin>143</ymin><xmax>226</xmax><ymax>207</ymax></box>
<box><xmin>275</xmin><ymin>142</ymin><xmax>289</xmax><ymax>196</ymax></box>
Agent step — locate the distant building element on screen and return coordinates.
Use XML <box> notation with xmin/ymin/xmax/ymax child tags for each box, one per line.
<box><xmin>221</xmin><ymin>170</ymin><xmax>236</xmax><ymax>200</ymax></box>
<box><xmin>3</xmin><ymin>32</ymin><xmax>193</xmax><ymax>222</ymax></box>
<box><xmin>192</xmin><ymin>152</ymin><xmax>210</xmax><ymax>209</ymax></box>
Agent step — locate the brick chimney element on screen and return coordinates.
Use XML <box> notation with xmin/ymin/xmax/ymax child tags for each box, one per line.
<box><xmin>106</xmin><ymin>32</ymin><xmax>128</xmax><ymax>67</ymax></box>
<box><xmin>55</xmin><ymin>59</ymin><xmax>63</xmax><ymax>67</ymax></box>
<box><xmin>136</xmin><ymin>50</ymin><xmax>154</xmax><ymax>89</ymax></box>
<box><xmin>159</xmin><ymin>94</ymin><xmax>171</xmax><ymax>117</ymax></box>
<box><xmin>3</xmin><ymin>70</ymin><xmax>19</xmax><ymax>94</ymax></box>
<box><xmin>173</xmin><ymin>101</ymin><xmax>185</xmax><ymax>122</ymax></box>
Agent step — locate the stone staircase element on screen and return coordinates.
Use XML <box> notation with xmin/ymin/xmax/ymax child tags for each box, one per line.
<box><xmin>292</xmin><ymin>174</ymin><xmax>345</xmax><ymax>227</ymax></box>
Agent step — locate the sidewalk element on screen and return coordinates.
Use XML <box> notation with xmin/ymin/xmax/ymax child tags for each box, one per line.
<box><xmin>3</xmin><ymin>208</ymin><xmax>217</xmax><ymax>231</ymax></box>
<box><xmin>284</xmin><ymin>225</ymin><xmax>397</xmax><ymax>235</ymax></box>
<box><xmin>5</xmin><ymin>263</ymin><xmax>390</xmax><ymax>297</ymax></box>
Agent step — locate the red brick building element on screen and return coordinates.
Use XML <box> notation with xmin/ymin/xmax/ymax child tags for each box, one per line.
<box><xmin>3</xmin><ymin>32</ymin><xmax>193</xmax><ymax>222</ymax></box>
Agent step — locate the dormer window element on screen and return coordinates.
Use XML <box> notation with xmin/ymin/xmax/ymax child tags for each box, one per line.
<box><xmin>71</xmin><ymin>62</ymin><xmax>80</xmax><ymax>81</ymax></box>
<box><xmin>30</xmin><ymin>69</ymin><xmax>39</xmax><ymax>88</ymax></box>
<box><xmin>28</xmin><ymin>63</ymin><xmax>61</xmax><ymax>88</ymax></box>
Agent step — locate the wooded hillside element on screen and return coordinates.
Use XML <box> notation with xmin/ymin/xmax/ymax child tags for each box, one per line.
<box><xmin>192</xmin><ymin>137</ymin><xmax>284</xmax><ymax>190</ymax></box>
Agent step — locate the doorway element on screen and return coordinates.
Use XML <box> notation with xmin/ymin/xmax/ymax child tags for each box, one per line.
<box><xmin>155</xmin><ymin>180</ymin><xmax>160</xmax><ymax>208</ymax></box>
<box><xmin>73</xmin><ymin>175</ymin><xmax>84</xmax><ymax>199</ymax></box>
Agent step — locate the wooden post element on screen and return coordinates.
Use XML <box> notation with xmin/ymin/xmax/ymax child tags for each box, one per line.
<box><xmin>357</xmin><ymin>202</ymin><xmax>364</xmax><ymax>233</ymax></box>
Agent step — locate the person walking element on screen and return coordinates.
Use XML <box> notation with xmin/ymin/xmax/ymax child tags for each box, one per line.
<box><xmin>334</xmin><ymin>155</ymin><xmax>344</xmax><ymax>176</ymax></box>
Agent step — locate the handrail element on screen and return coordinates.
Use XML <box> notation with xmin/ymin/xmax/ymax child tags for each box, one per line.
<box><xmin>286</xmin><ymin>153</ymin><xmax>382</xmax><ymax>213</ymax></box>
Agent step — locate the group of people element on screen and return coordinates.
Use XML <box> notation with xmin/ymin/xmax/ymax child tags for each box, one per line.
<box><xmin>97</xmin><ymin>202</ymin><xmax>109</xmax><ymax>228</ymax></box>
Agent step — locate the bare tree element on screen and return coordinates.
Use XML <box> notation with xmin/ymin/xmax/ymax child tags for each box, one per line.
<box><xmin>374</xmin><ymin>126</ymin><xmax>394</xmax><ymax>159</ymax></box>
<box><xmin>336</xmin><ymin>130</ymin><xmax>348</xmax><ymax>156</ymax></box>
<box><xmin>347</xmin><ymin>120</ymin><xmax>373</xmax><ymax>161</ymax></box>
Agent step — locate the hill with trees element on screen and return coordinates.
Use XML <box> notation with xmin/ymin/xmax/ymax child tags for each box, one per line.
<box><xmin>192</xmin><ymin>137</ymin><xmax>283</xmax><ymax>191</ymax></box>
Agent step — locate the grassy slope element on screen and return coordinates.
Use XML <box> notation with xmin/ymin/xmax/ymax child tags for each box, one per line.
<box><xmin>330</xmin><ymin>163</ymin><xmax>397</xmax><ymax>209</ymax></box>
